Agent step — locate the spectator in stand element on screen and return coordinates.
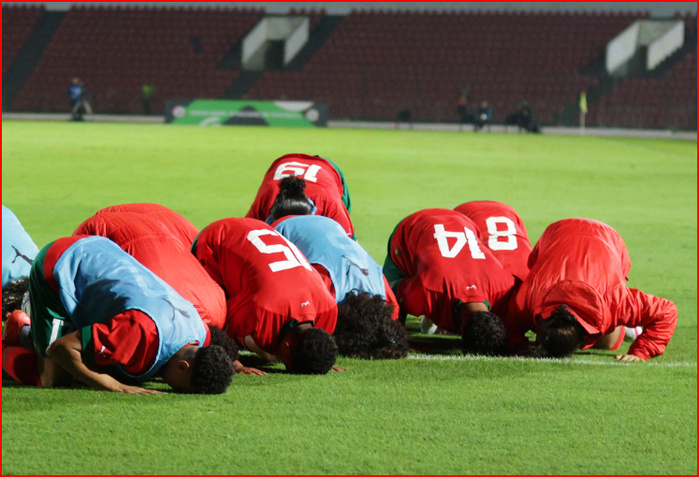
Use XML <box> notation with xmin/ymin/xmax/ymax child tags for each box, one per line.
<box><xmin>67</xmin><ymin>76</ymin><xmax>92</xmax><ymax>121</ymax></box>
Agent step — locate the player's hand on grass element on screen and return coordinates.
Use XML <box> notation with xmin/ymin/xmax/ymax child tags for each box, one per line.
<box><xmin>115</xmin><ymin>384</ymin><xmax>165</xmax><ymax>395</ymax></box>
<box><xmin>233</xmin><ymin>360</ymin><xmax>267</xmax><ymax>376</ymax></box>
<box><xmin>615</xmin><ymin>354</ymin><xmax>643</xmax><ymax>362</ymax></box>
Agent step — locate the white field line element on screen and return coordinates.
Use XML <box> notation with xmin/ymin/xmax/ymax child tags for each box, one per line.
<box><xmin>407</xmin><ymin>353</ymin><xmax>697</xmax><ymax>368</ymax></box>
<box><xmin>601</xmin><ymin>137</ymin><xmax>697</xmax><ymax>161</ymax></box>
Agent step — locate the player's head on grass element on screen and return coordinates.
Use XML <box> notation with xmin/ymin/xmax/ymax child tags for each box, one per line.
<box><xmin>458</xmin><ymin>308</ymin><xmax>507</xmax><ymax>356</ymax></box>
<box><xmin>278</xmin><ymin>321</ymin><xmax>338</xmax><ymax>374</ymax></box>
<box><xmin>334</xmin><ymin>291</ymin><xmax>409</xmax><ymax>359</ymax></box>
<box><xmin>2</xmin><ymin>277</ymin><xmax>30</xmax><ymax>316</ymax></box>
<box><xmin>535</xmin><ymin>305</ymin><xmax>587</xmax><ymax>358</ymax></box>
<box><xmin>161</xmin><ymin>344</ymin><xmax>234</xmax><ymax>394</ymax></box>
<box><xmin>268</xmin><ymin>175</ymin><xmax>314</xmax><ymax>222</ymax></box>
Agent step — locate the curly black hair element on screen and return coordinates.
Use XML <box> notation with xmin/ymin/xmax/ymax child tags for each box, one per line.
<box><xmin>334</xmin><ymin>292</ymin><xmax>409</xmax><ymax>359</ymax></box>
<box><xmin>290</xmin><ymin>328</ymin><xmax>338</xmax><ymax>374</ymax></box>
<box><xmin>190</xmin><ymin>345</ymin><xmax>234</xmax><ymax>394</ymax></box>
<box><xmin>2</xmin><ymin>277</ymin><xmax>29</xmax><ymax>317</ymax></box>
<box><xmin>461</xmin><ymin>311</ymin><xmax>507</xmax><ymax>356</ymax></box>
<box><xmin>268</xmin><ymin>176</ymin><xmax>314</xmax><ymax>222</ymax></box>
<box><xmin>536</xmin><ymin>305</ymin><xmax>587</xmax><ymax>358</ymax></box>
<box><xmin>208</xmin><ymin>325</ymin><xmax>240</xmax><ymax>362</ymax></box>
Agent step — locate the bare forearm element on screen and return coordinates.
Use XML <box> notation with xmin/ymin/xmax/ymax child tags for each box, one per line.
<box><xmin>45</xmin><ymin>331</ymin><xmax>161</xmax><ymax>394</ymax></box>
<box><xmin>46</xmin><ymin>340</ymin><xmax>125</xmax><ymax>392</ymax></box>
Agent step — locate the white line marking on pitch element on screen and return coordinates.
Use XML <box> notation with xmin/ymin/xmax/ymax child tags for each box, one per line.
<box><xmin>407</xmin><ymin>354</ymin><xmax>697</xmax><ymax>368</ymax></box>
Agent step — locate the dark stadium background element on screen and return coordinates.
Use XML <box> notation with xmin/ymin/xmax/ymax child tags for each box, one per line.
<box><xmin>2</xmin><ymin>1</ymin><xmax>696</xmax><ymax>130</ymax></box>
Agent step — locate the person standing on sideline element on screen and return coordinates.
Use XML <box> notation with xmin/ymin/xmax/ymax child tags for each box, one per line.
<box><xmin>67</xmin><ymin>76</ymin><xmax>92</xmax><ymax>121</ymax></box>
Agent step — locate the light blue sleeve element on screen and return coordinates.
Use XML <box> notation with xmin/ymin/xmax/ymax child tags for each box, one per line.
<box><xmin>2</xmin><ymin>205</ymin><xmax>40</xmax><ymax>287</ymax></box>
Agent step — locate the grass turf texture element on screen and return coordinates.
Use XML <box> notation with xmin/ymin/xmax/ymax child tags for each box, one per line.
<box><xmin>2</xmin><ymin>120</ymin><xmax>696</xmax><ymax>474</ymax></box>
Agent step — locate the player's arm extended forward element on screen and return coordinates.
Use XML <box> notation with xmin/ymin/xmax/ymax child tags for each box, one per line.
<box><xmin>46</xmin><ymin>330</ymin><xmax>163</xmax><ymax>394</ymax></box>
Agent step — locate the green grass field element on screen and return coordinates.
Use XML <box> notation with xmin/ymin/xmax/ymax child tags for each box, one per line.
<box><xmin>2</xmin><ymin>120</ymin><xmax>696</xmax><ymax>475</ymax></box>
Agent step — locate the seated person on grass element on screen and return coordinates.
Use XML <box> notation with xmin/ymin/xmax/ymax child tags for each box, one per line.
<box><xmin>2</xmin><ymin>235</ymin><xmax>233</xmax><ymax>394</ymax></box>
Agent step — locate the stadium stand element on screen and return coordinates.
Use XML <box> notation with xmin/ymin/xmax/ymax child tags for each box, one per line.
<box><xmin>8</xmin><ymin>4</ymin><xmax>263</xmax><ymax>114</ymax></box>
<box><xmin>244</xmin><ymin>9</ymin><xmax>653</xmax><ymax>125</ymax></box>
<box><xmin>2</xmin><ymin>5</ymin><xmax>695</xmax><ymax>130</ymax></box>
<box><xmin>1</xmin><ymin>4</ymin><xmax>43</xmax><ymax>76</ymax></box>
<box><xmin>586</xmin><ymin>14</ymin><xmax>697</xmax><ymax>129</ymax></box>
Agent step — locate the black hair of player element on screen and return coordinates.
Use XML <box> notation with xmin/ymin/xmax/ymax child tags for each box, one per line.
<box><xmin>460</xmin><ymin>311</ymin><xmax>507</xmax><ymax>356</ymax></box>
<box><xmin>536</xmin><ymin>305</ymin><xmax>587</xmax><ymax>358</ymax></box>
<box><xmin>290</xmin><ymin>328</ymin><xmax>338</xmax><ymax>374</ymax></box>
<box><xmin>268</xmin><ymin>175</ymin><xmax>313</xmax><ymax>222</ymax></box>
<box><xmin>2</xmin><ymin>277</ymin><xmax>29</xmax><ymax>316</ymax></box>
<box><xmin>334</xmin><ymin>292</ymin><xmax>409</xmax><ymax>359</ymax></box>
<box><xmin>190</xmin><ymin>345</ymin><xmax>234</xmax><ymax>394</ymax></box>
<box><xmin>208</xmin><ymin>324</ymin><xmax>240</xmax><ymax>362</ymax></box>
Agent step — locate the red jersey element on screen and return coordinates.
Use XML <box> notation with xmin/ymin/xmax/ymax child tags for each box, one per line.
<box><xmin>245</xmin><ymin>154</ymin><xmax>354</xmax><ymax>238</ymax></box>
<box><xmin>94</xmin><ymin>203</ymin><xmax>199</xmax><ymax>244</ymax></box>
<box><xmin>87</xmin><ymin>310</ymin><xmax>210</xmax><ymax>375</ymax></box>
<box><xmin>454</xmin><ymin>200</ymin><xmax>532</xmax><ymax>282</ymax></box>
<box><xmin>505</xmin><ymin>218</ymin><xmax>677</xmax><ymax>359</ymax></box>
<box><xmin>193</xmin><ymin>218</ymin><xmax>338</xmax><ymax>354</ymax></box>
<box><xmin>74</xmin><ymin>205</ymin><xmax>226</xmax><ymax>329</ymax></box>
<box><xmin>388</xmin><ymin>209</ymin><xmax>516</xmax><ymax>332</ymax></box>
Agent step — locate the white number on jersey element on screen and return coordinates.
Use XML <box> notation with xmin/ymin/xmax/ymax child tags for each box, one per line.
<box><xmin>484</xmin><ymin>216</ymin><xmax>518</xmax><ymax>251</ymax></box>
<box><xmin>247</xmin><ymin>229</ymin><xmax>313</xmax><ymax>272</ymax></box>
<box><xmin>273</xmin><ymin>162</ymin><xmax>322</xmax><ymax>182</ymax></box>
<box><xmin>433</xmin><ymin>224</ymin><xmax>486</xmax><ymax>259</ymax></box>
